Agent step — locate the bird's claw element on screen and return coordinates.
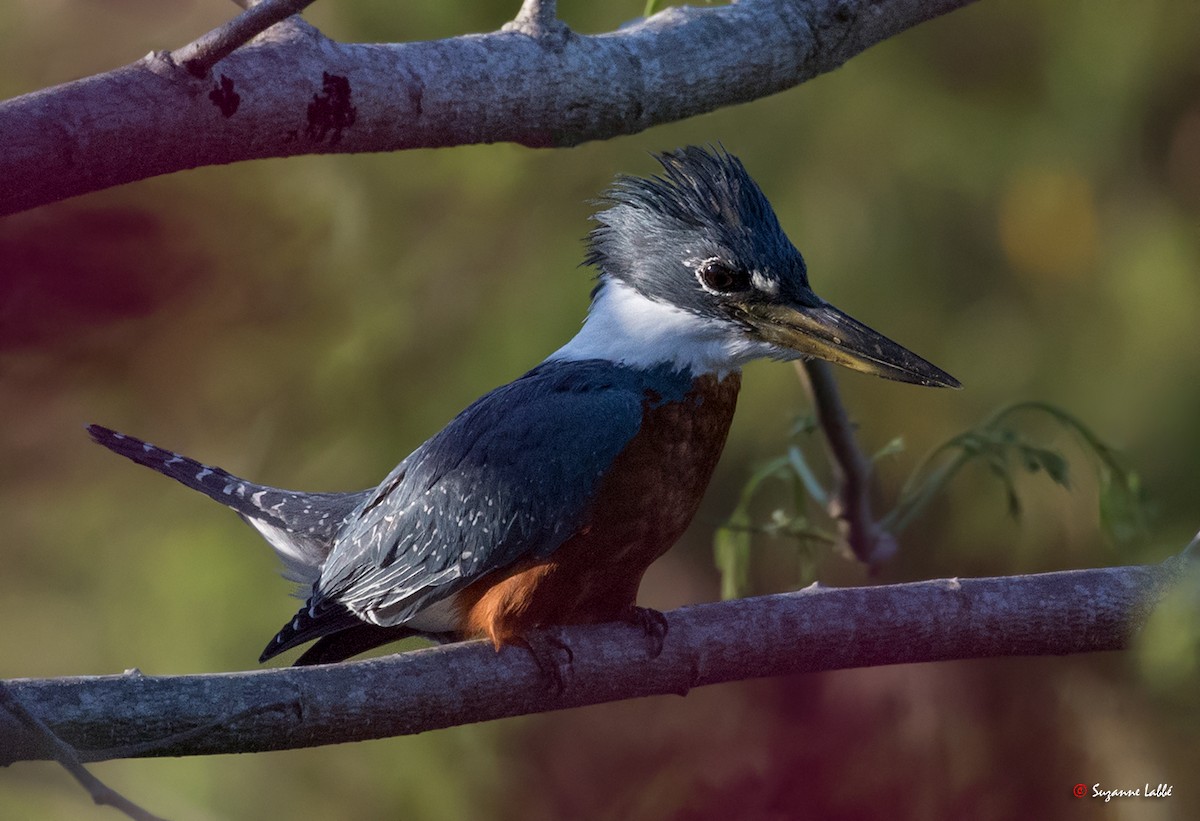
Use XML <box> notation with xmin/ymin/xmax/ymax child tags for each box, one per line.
<box><xmin>625</xmin><ymin>606</ymin><xmax>669</xmax><ymax>658</ymax></box>
<box><xmin>514</xmin><ymin>630</ymin><xmax>574</xmax><ymax>695</ymax></box>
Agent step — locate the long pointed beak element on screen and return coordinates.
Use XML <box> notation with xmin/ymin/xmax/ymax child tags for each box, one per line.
<box><xmin>739</xmin><ymin>300</ymin><xmax>961</xmax><ymax>388</ymax></box>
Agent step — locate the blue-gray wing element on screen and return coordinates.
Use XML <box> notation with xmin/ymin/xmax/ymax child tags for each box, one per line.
<box><xmin>314</xmin><ymin>360</ymin><xmax>674</xmax><ymax>626</ymax></box>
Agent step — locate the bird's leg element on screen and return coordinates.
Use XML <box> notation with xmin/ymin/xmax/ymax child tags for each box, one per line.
<box><xmin>511</xmin><ymin>630</ymin><xmax>574</xmax><ymax>695</ymax></box>
<box><xmin>621</xmin><ymin>606</ymin><xmax>669</xmax><ymax>658</ymax></box>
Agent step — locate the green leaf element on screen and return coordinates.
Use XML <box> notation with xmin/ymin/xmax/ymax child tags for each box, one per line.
<box><xmin>713</xmin><ymin>512</ymin><xmax>752</xmax><ymax>601</ymax></box>
<box><xmin>713</xmin><ymin>441</ymin><xmax>843</xmax><ymax>597</ymax></box>
<box><xmin>983</xmin><ymin>451</ymin><xmax>1022</xmax><ymax>518</ymax></box>
<box><xmin>882</xmin><ymin>400</ymin><xmax>1148</xmax><ymax>542</ymax></box>
<box><xmin>713</xmin><ymin>455</ymin><xmax>788</xmax><ymax>599</ymax></box>
<box><xmin>1023</xmin><ymin>445</ymin><xmax>1071</xmax><ymax>487</ymax></box>
<box><xmin>1098</xmin><ymin>464</ymin><xmax>1149</xmax><ymax>545</ymax></box>
<box><xmin>872</xmin><ymin>436</ymin><xmax>906</xmax><ymax>463</ymax></box>
<box><xmin>789</xmin><ymin>413</ymin><xmax>820</xmax><ymax>437</ymax></box>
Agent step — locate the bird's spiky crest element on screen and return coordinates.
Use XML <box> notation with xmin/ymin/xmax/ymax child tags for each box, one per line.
<box><xmin>584</xmin><ymin>145</ymin><xmax>789</xmax><ymax>274</ymax></box>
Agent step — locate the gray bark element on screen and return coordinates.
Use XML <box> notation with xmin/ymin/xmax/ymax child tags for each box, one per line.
<box><xmin>0</xmin><ymin>0</ymin><xmax>980</xmax><ymax>216</ymax></box>
<box><xmin>1</xmin><ymin>560</ymin><xmax>1188</xmax><ymax>764</ymax></box>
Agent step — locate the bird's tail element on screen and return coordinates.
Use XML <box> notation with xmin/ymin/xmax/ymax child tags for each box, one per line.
<box><xmin>87</xmin><ymin>424</ymin><xmax>367</xmax><ymax>583</ymax></box>
<box><xmin>264</xmin><ymin>604</ymin><xmax>454</xmax><ymax>665</ymax></box>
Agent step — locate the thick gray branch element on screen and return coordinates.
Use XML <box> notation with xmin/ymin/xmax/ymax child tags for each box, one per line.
<box><xmin>0</xmin><ymin>0</ymin><xmax>979</xmax><ymax>216</ymax></box>
<box><xmin>1</xmin><ymin>560</ymin><xmax>1187</xmax><ymax>764</ymax></box>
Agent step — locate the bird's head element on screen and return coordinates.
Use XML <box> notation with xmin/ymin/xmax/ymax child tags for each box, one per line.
<box><xmin>580</xmin><ymin>146</ymin><xmax>959</xmax><ymax>388</ymax></box>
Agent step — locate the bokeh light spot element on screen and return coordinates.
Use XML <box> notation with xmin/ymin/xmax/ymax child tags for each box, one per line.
<box><xmin>998</xmin><ymin>167</ymin><xmax>1099</xmax><ymax>283</ymax></box>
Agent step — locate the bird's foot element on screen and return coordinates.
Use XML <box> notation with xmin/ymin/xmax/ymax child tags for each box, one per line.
<box><xmin>623</xmin><ymin>606</ymin><xmax>669</xmax><ymax>658</ymax></box>
<box><xmin>513</xmin><ymin>630</ymin><xmax>574</xmax><ymax>696</ymax></box>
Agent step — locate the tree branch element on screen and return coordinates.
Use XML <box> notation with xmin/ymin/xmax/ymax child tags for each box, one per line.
<box><xmin>172</xmin><ymin>0</ymin><xmax>319</xmax><ymax>78</ymax></box>
<box><xmin>0</xmin><ymin>684</ymin><xmax>166</xmax><ymax>820</ymax></box>
<box><xmin>2</xmin><ymin>559</ymin><xmax>1189</xmax><ymax>764</ymax></box>
<box><xmin>0</xmin><ymin>0</ymin><xmax>981</xmax><ymax>216</ymax></box>
<box><xmin>795</xmin><ymin>360</ymin><xmax>897</xmax><ymax>568</ymax></box>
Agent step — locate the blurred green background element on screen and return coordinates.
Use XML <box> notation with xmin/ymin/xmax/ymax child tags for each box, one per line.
<box><xmin>2</xmin><ymin>0</ymin><xmax>1199</xmax><ymax>818</ymax></box>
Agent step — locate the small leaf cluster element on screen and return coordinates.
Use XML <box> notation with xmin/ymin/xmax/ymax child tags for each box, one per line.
<box><xmin>715</xmin><ymin>401</ymin><xmax>1150</xmax><ymax>598</ymax></box>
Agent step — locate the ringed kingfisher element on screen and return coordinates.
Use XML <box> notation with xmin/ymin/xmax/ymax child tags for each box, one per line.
<box><xmin>89</xmin><ymin>146</ymin><xmax>958</xmax><ymax>667</ymax></box>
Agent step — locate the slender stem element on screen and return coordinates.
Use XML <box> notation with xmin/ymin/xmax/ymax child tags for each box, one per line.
<box><xmin>172</xmin><ymin>0</ymin><xmax>318</xmax><ymax>78</ymax></box>
<box><xmin>795</xmin><ymin>360</ymin><xmax>897</xmax><ymax>568</ymax></box>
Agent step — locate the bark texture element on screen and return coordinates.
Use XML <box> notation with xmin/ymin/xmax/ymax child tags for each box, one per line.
<box><xmin>0</xmin><ymin>0</ymin><xmax>980</xmax><ymax>216</ymax></box>
<box><xmin>1</xmin><ymin>560</ymin><xmax>1186</xmax><ymax>763</ymax></box>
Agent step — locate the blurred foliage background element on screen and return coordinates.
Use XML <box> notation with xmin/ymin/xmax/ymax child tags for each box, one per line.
<box><xmin>2</xmin><ymin>0</ymin><xmax>1199</xmax><ymax>818</ymax></box>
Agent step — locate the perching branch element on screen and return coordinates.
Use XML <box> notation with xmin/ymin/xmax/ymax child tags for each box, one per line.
<box><xmin>2</xmin><ymin>557</ymin><xmax>1191</xmax><ymax>764</ymax></box>
<box><xmin>172</xmin><ymin>0</ymin><xmax>318</xmax><ymax>78</ymax></box>
<box><xmin>0</xmin><ymin>0</ymin><xmax>981</xmax><ymax>216</ymax></box>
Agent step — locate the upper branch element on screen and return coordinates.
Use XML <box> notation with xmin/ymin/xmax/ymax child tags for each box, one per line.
<box><xmin>0</xmin><ymin>0</ymin><xmax>980</xmax><ymax>216</ymax></box>
<box><xmin>1</xmin><ymin>559</ymin><xmax>1186</xmax><ymax>764</ymax></box>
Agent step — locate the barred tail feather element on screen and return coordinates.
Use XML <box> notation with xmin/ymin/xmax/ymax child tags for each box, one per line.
<box><xmin>259</xmin><ymin>600</ymin><xmax>363</xmax><ymax>662</ymax></box>
<box><xmin>86</xmin><ymin>424</ymin><xmax>368</xmax><ymax>582</ymax></box>
<box><xmin>86</xmin><ymin>424</ymin><xmax>285</xmax><ymax>526</ymax></box>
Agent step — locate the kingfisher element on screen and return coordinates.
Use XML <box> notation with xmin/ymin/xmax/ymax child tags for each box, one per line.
<box><xmin>89</xmin><ymin>146</ymin><xmax>958</xmax><ymax>668</ymax></box>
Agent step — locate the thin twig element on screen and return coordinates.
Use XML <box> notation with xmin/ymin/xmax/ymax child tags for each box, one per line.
<box><xmin>1184</xmin><ymin>530</ymin><xmax>1200</xmax><ymax>560</ymax></box>
<box><xmin>0</xmin><ymin>683</ymin><xmax>168</xmax><ymax>821</ymax></box>
<box><xmin>503</xmin><ymin>0</ymin><xmax>568</xmax><ymax>42</ymax></box>
<box><xmin>795</xmin><ymin>360</ymin><xmax>897</xmax><ymax>568</ymax></box>
<box><xmin>513</xmin><ymin>0</ymin><xmax>558</xmax><ymax>28</ymax></box>
<box><xmin>173</xmin><ymin>0</ymin><xmax>318</xmax><ymax>78</ymax></box>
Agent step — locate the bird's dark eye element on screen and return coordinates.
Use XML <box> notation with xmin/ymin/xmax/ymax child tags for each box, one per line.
<box><xmin>696</xmin><ymin>260</ymin><xmax>750</xmax><ymax>294</ymax></box>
